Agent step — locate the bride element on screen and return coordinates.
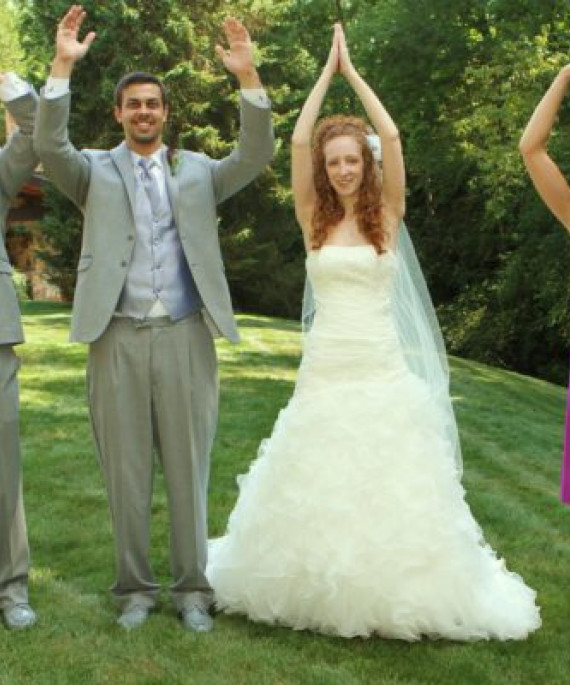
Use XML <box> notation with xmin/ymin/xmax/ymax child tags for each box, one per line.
<box><xmin>207</xmin><ymin>24</ymin><xmax>541</xmax><ymax>640</ymax></box>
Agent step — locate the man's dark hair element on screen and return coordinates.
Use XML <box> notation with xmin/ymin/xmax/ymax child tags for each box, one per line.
<box><xmin>114</xmin><ymin>72</ymin><xmax>168</xmax><ymax>108</ymax></box>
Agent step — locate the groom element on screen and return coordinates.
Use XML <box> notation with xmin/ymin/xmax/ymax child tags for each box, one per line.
<box><xmin>0</xmin><ymin>73</ymin><xmax>38</xmax><ymax>630</ymax></box>
<box><xmin>34</xmin><ymin>5</ymin><xmax>273</xmax><ymax>630</ymax></box>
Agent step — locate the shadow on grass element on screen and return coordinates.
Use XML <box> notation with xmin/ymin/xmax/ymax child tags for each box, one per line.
<box><xmin>21</xmin><ymin>301</ymin><xmax>72</xmax><ymax>327</ymax></box>
<box><xmin>21</xmin><ymin>348</ymin><xmax>87</xmax><ymax>369</ymax></box>
<box><xmin>21</xmin><ymin>301</ymin><xmax>72</xmax><ymax>314</ymax></box>
<box><xmin>451</xmin><ymin>358</ymin><xmax>565</xmax><ymax>430</ymax></box>
<box><xmin>220</xmin><ymin>375</ymin><xmax>294</xmax><ymax>409</ymax></box>
<box><xmin>222</xmin><ymin>350</ymin><xmax>300</xmax><ymax>372</ymax></box>
<box><xmin>452</xmin><ymin>355</ymin><xmax>564</xmax><ymax>390</ymax></box>
<box><xmin>237</xmin><ymin>315</ymin><xmax>300</xmax><ymax>333</ymax></box>
<box><xmin>23</xmin><ymin>317</ymin><xmax>73</xmax><ymax>333</ymax></box>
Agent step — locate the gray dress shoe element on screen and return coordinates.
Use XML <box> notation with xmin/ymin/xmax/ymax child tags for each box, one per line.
<box><xmin>180</xmin><ymin>606</ymin><xmax>214</xmax><ymax>632</ymax></box>
<box><xmin>117</xmin><ymin>605</ymin><xmax>149</xmax><ymax>630</ymax></box>
<box><xmin>4</xmin><ymin>604</ymin><xmax>37</xmax><ymax>630</ymax></box>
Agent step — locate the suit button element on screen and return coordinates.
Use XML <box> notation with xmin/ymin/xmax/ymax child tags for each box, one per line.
<box><xmin>121</xmin><ymin>260</ymin><xmax>128</xmax><ymax>267</ymax></box>
<box><xmin>127</xmin><ymin>235</ymin><xmax>134</xmax><ymax>241</ymax></box>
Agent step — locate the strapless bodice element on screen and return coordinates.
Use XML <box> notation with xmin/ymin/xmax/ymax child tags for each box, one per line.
<box><xmin>305</xmin><ymin>245</ymin><xmax>397</xmax><ymax>339</ymax></box>
<box><xmin>307</xmin><ymin>244</ymin><xmax>396</xmax><ymax>299</ymax></box>
<box><xmin>298</xmin><ymin>245</ymin><xmax>405</xmax><ymax>393</ymax></box>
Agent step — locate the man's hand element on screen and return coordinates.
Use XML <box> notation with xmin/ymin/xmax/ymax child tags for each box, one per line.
<box><xmin>52</xmin><ymin>5</ymin><xmax>96</xmax><ymax>77</ymax></box>
<box><xmin>215</xmin><ymin>17</ymin><xmax>261</xmax><ymax>88</ymax></box>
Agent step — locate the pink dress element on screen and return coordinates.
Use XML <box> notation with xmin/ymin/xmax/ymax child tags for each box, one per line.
<box><xmin>561</xmin><ymin>359</ymin><xmax>570</xmax><ymax>504</ymax></box>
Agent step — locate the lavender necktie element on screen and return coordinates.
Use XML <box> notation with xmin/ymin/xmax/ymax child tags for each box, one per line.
<box><xmin>138</xmin><ymin>158</ymin><xmax>161</xmax><ymax>217</ymax></box>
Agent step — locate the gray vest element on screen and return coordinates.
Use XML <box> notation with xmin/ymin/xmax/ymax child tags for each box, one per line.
<box><xmin>117</xmin><ymin>165</ymin><xmax>201</xmax><ymax>319</ymax></box>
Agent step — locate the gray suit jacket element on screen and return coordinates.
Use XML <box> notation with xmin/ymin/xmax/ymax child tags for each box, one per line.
<box><xmin>34</xmin><ymin>92</ymin><xmax>274</xmax><ymax>344</ymax></box>
<box><xmin>0</xmin><ymin>91</ymin><xmax>39</xmax><ymax>345</ymax></box>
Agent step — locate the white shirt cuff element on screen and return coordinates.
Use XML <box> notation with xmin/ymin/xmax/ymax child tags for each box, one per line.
<box><xmin>0</xmin><ymin>73</ymin><xmax>30</xmax><ymax>103</ymax></box>
<box><xmin>241</xmin><ymin>88</ymin><xmax>270</xmax><ymax>109</ymax></box>
<box><xmin>45</xmin><ymin>76</ymin><xmax>70</xmax><ymax>99</ymax></box>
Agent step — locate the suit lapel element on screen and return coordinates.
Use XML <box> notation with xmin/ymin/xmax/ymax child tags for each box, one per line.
<box><xmin>110</xmin><ymin>142</ymin><xmax>137</xmax><ymax>217</ymax></box>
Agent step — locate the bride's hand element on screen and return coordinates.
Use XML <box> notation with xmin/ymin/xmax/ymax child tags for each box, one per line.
<box><xmin>323</xmin><ymin>23</ymin><xmax>341</xmax><ymax>77</ymax></box>
<box><xmin>337</xmin><ymin>24</ymin><xmax>356</xmax><ymax>78</ymax></box>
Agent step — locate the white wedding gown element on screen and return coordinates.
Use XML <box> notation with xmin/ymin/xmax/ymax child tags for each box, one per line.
<box><xmin>207</xmin><ymin>245</ymin><xmax>541</xmax><ymax>640</ymax></box>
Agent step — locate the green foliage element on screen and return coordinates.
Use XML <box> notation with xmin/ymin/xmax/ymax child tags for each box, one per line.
<box><xmin>11</xmin><ymin>267</ymin><xmax>29</xmax><ymax>301</ymax></box>
<box><xmin>0</xmin><ymin>0</ymin><xmax>24</xmax><ymax>72</ymax></box>
<box><xmin>18</xmin><ymin>0</ymin><xmax>570</xmax><ymax>379</ymax></box>
<box><xmin>21</xmin><ymin>0</ymin><xmax>308</xmax><ymax>314</ymax></box>
<box><xmin>0</xmin><ymin>0</ymin><xmax>24</xmax><ymax>138</ymax></box>
<box><xmin>35</xmin><ymin>184</ymin><xmax>83</xmax><ymax>301</ymax></box>
<box><xmin>439</xmin><ymin>9</ymin><xmax>570</xmax><ymax>383</ymax></box>
<box><xmin>346</xmin><ymin>0</ymin><xmax>570</xmax><ymax>382</ymax></box>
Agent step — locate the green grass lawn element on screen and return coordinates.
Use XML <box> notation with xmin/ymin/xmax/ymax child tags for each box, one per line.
<box><xmin>1</xmin><ymin>302</ymin><xmax>569</xmax><ymax>685</ymax></box>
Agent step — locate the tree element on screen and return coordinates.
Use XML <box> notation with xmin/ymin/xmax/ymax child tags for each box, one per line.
<box><xmin>0</xmin><ymin>0</ymin><xmax>24</xmax><ymax>73</ymax></box>
<box><xmin>0</xmin><ymin>0</ymin><xmax>25</xmax><ymax>140</ymax></box>
<box><xmin>345</xmin><ymin>0</ymin><xmax>570</xmax><ymax>382</ymax></box>
<box><xmin>20</xmin><ymin>0</ymin><xmax>570</xmax><ymax>381</ymax></box>
<box><xmin>20</xmin><ymin>0</ymin><xmax>310</xmax><ymax>316</ymax></box>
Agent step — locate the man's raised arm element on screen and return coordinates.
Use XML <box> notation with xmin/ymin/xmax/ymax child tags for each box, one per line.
<box><xmin>0</xmin><ymin>74</ymin><xmax>38</xmax><ymax>204</ymax></box>
<box><xmin>33</xmin><ymin>4</ymin><xmax>96</xmax><ymax>209</ymax></box>
<box><xmin>209</xmin><ymin>17</ymin><xmax>274</xmax><ymax>205</ymax></box>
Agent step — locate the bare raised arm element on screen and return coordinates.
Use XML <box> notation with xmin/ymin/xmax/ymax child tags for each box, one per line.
<box><xmin>337</xmin><ymin>26</ymin><xmax>405</xmax><ymax>241</ymax></box>
<box><xmin>292</xmin><ymin>25</ymin><xmax>340</xmax><ymax>246</ymax></box>
<box><xmin>519</xmin><ymin>66</ymin><xmax>570</xmax><ymax>232</ymax></box>
<box><xmin>50</xmin><ymin>4</ymin><xmax>96</xmax><ymax>78</ymax></box>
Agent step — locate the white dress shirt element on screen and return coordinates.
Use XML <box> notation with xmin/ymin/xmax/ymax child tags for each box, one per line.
<box><xmin>0</xmin><ymin>73</ymin><xmax>30</xmax><ymax>103</ymax></box>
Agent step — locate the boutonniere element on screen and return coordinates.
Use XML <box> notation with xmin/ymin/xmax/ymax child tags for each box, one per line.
<box><xmin>167</xmin><ymin>147</ymin><xmax>183</xmax><ymax>176</ymax></box>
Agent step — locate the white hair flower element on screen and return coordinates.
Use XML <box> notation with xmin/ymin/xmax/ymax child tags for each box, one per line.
<box><xmin>366</xmin><ymin>134</ymin><xmax>382</xmax><ymax>162</ymax></box>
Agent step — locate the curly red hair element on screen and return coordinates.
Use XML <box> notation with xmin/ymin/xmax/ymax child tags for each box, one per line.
<box><xmin>311</xmin><ymin>115</ymin><xmax>386</xmax><ymax>253</ymax></box>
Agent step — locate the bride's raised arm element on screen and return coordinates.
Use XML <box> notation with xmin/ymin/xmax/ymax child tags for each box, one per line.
<box><xmin>519</xmin><ymin>65</ymin><xmax>570</xmax><ymax>232</ymax></box>
<box><xmin>292</xmin><ymin>25</ymin><xmax>340</xmax><ymax>245</ymax></box>
<box><xmin>337</xmin><ymin>26</ymin><xmax>405</xmax><ymax>237</ymax></box>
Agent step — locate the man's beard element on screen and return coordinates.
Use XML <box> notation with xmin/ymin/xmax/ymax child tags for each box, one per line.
<box><xmin>131</xmin><ymin>129</ymin><xmax>161</xmax><ymax>145</ymax></box>
<box><xmin>129</xmin><ymin>118</ymin><xmax>162</xmax><ymax>145</ymax></box>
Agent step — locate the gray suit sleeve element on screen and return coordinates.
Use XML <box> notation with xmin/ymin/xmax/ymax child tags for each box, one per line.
<box><xmin>0</xmin><ymin>90</ymin><xmax>39</xmax><ymax>205</ymax></box>
<box><xmin>33</xmin><ymin>91</ymin><xmax>90</xmax><ymax>209</ymax></box>
<box><xmin>209</xmin><ymin>95</ymin><xmax>274</xmax><ymax>205</ymax></box>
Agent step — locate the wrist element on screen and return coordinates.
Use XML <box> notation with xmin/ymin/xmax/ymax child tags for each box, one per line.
<box><xmin>318</xmin><ymin>64</ymin><xmax>336</xmax><ymax>87</ymax></box>
<box><xmin>324</xmin><ymin>64</ymin><xmax>337</xmax><ymax>80</ymax></box>
<box><xmin>342</xmin><ymin>65</ymin><xmax>358</xmax><ymax>81</ymax></box>
<box><xmin>51</xmin><ymin>56</ymin><xmax>75</xmax><ymax>78</ymax></box>
<box><xmin>555</xmin><ymin>65</ymin><xmax>570</xmax><ymax>89</ymax></box>
<box><xmin>561</xmin><ymin>67</ymin><xmax>570</xmax><ymax>85</ymax></box>
<box><xmin>236</xmin><ymin>67</ymin><xmax>262</xmax><ymax>89</ymax></box>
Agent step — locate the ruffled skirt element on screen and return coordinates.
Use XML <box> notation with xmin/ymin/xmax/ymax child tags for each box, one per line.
<box><xmin>207</xmin><ymin>367</ymin><xmax>540</xmax><ymax>640</ymax></box>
